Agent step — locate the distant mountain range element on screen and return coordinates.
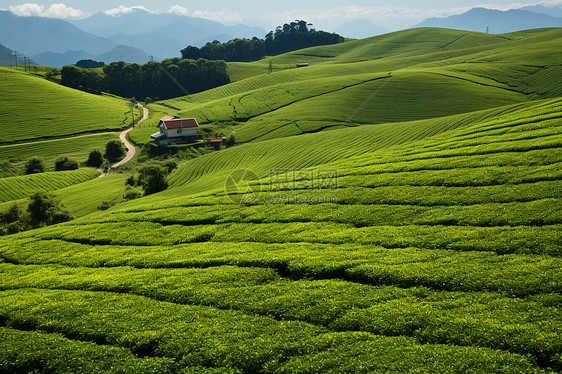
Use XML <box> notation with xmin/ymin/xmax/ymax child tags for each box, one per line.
<box><xmin>70</xmin><ymin>9</ymin><xmax>267</xmax><ymax>59</ymax></box>
<box><xmin>334</xmin><ymin>19</ymin><xmax>388</xmax><ymax>39</ymax></box>
<box><xmin>519</xmin><ymin>4</ymin><xmax>562</xmax><ymax>18</ymax></box>
<box><xmin>415</xmin><ymin>7</ymin><xmax>562</xmax><ymax>34</ymax></box>
<box><xmin>32</xmin><ymin>46</ymin><xmax>151</xmax><ymax>68</ymax></box>
<box><xmin>0</xmin><ymin>8</ymin><xmax>266</xmax><ymax>67</ymax></box>
<box><xmin>0</xmin><ymin>11</ymin><xmax>147</xmax><ymax>67</ymax></box>
<box><xmin>0</xmin><ymin>43</ymin><xmax>15</xmax><ymax>66</ymax></box>
<box><xmin>2</xmin><ymin>6</ymin><xmax>562</xmax><ymax>68</ymax></box>
<box><xmin>0</xmin><ymin>11</ymin><xmax>118</xmax><ymax>56</ymax></box>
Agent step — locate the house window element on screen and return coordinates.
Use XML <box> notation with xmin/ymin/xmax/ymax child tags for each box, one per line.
<box><xmin>178</xmin><ymin>128</ymin><xmax>182</xmax><ymax>134</ymax></box>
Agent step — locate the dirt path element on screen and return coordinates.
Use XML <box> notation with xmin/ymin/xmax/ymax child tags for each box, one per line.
<box><xmin>99</xmin><ymin>104</ymin><xmax>148</xmax><ymax>177</ymax></box>
<box><xmin>111</xmin><ymin>104</ymin><xmax>148</xmax><ymax>168</ymax></box>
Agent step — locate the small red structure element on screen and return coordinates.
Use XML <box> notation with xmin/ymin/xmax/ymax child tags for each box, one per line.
<box><xmin>204</xmin><ymin>137</ymin><xmax>227</xmax><ymax>143</ymax></box>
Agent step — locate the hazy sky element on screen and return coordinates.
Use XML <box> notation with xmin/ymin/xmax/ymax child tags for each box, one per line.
<box><xmin>2</xmin><ymin>0</ymin><xmax>561</xmax><ymax>30</ymax></box>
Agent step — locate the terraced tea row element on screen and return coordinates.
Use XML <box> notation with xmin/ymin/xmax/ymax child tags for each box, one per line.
<box><xmin>2</xmin><ymin>238</ymin><xmax>559</xmax><ymax>296</ymax></box>
<box><xmin>0</xmin><ymin>288</ymin><xmax>551</xmax><ymax>373</ymax></box>
<box><xmin>0</xmin><ymin>263</ymin><xmax>560</xmax><ymax>368</ymax></box>
<box><xmin>0</xmin><ymin>68</ymin><xmax>139</xmax><ymax>143</ymax></box>
<box><xmin>0</xmin><ymin>132</ymin><xmax>119</xmax><ymax>169</ymax></box>
<box><xmin>0</xmin><ymin>168</ymin><xmax>99</xmax><ymax>203</ymax></box>
<box><xmin>1</xmin><ymin>27</ymin><xmax>561</xmax><ymax>374</ymax></box>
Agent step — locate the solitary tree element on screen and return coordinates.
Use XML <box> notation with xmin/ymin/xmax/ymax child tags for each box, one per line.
<box><xmin>86</xmin><ymin>149</ymin><xmax>103</xmax><ymax>168</ymax></box>
<box><xmin>54</xmin><ymin>157</ymin><xmax>79</xmax><ymax>171</ymax></box>
<box><xmin>105</xmin><ymin>140</ymin><xmax>126</xmax><ymax>163</ymax></box>
<box><xmin>226</xmin><ymin>135</ymin><xmax>237</xmax><ymax>148</ymax></box>
<box><xmin>27</xmin><ymin>192</ymin><xmax>72</xmax><ymax>227</ymax></box>
<box><xmin>25</xmin><ymin>157</ymin><xmax>45</xmax><ymax>174</ymax></box>
<box><xmin>137</xmin><ymin>165</ymin><xmax>168</xmax><ymax>195</ymax></box>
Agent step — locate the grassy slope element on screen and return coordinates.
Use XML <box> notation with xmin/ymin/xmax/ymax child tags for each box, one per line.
<box><xmin>0</xmin><ymin>27</ymin><xmax>561</xmax><ymax>373</ymax></box>
<box><xmin>0</xmin><ymin>68</ymin><xmax>138</xmax><ymax>143</ymax></box>
<box><xmin>0</xmin><ymin>91</ymin><xmax>560</xmax><ymax>372</ymax></box>
<box><xmin>0</xmin><ymin>173</ymin><xmax>129</xmax><ymax>219</ymax></box>
<box><xmin>0</xmin><ymin>168</ymin><xmax>100</xmax><ymax>203</ymax></box>
<box><xmin>0</xmin><ymin>132</ymin><xmax>120</xmax><ymax>170</ymax></box>
<box><xmin>128</xmin><ymin>28</ymin><xmax>562</xmax><ymax>146</ymax></box>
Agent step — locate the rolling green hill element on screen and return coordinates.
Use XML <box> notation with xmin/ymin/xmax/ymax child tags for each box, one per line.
<box><xmin>0</xmin><ymin>27</ymin><xmax>561</xmax><ymax>373</ymax></box>
<box><xmin>1</xmin><ymin>94</ymin><xmax>561</xmax><ymax>372</ymax></box>
<box><xmin>0</xmin><ymin>168</ymin><xmax>99</xmax><ymax>204</ymax></box>
<box><xmin>129</xmin><ymin>28</ymin><xmax>562</xmax><ymax>146</ymax></box>
<box><xmin>0</xmin><ymin>68</ymin><xmax>138</xmax><ymax>143</ymax></box>
<box><xmin>0</xmin><ymin>132</ymin><xmax>120</xmax><ymax>170</ymax></box>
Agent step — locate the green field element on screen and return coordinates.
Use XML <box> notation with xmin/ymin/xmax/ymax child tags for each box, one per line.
<box><xmin>0</xmin><ymin>168</ymin><xmax>100</xmax><ymax>203</ymax></box>
<box><xmin>0</xmin><ymin>27</ymin><xmax>561</xmax><ymax>373</ymax></box>
<box><xmin>0</xmin><ymin>68</ymin><xmax>141</xmax><ymax>143</ymax></box>
<box><xmin>0</xmin><ymin>132</ymin><xmax>120</xmax><ymax>170</ymax></box>
<box><xmin>129</xmin><ymin>27</ymin><xmax>562</xmax><ymax>146</ymax></box>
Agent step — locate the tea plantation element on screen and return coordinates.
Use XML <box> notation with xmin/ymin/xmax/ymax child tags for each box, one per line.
<box><xmin>0</xmin><ymin>27</ymin><xmax>561</xmax><ymax>373</ymax></box>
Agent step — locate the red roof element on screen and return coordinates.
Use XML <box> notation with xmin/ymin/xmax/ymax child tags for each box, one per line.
<box><xmin>205</xmin><ymin>138</ymin><xmax>225</xmax><ymax>143</ymax></box>
<box><xmin>161</xmin><ymin>118</ymin><xmax>199</xmax><ymax>129</ymax></box>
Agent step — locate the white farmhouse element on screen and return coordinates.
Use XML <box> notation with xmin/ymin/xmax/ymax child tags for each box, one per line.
<box><xmin>151</xmin><ymin>116</ymin><xmax>200</xmax><ymax>145</ymax></box>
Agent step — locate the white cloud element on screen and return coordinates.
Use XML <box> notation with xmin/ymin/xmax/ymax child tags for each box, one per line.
<box><xmin>257</xmin><ymin>1</ymin><xmax>562</xmax><ymax>31</ymax></box>
<box><xmin>168</xmin><ymin>5</ymin><xmax>190</xmax><ymax>17</ymax></box>
<box><xmin>9</xmin><ymin>3</ymin><xmax>87</xmax><ymax>19</ymax></box>
<box><xmin>191</xmin><ymin>9</ymin><xmax>242</xmax><ymax>25</ymax></box>
<box><xmin>104</xmin><ymin>5</ymin><xmax>152</xmax><ymax>17</ymax></box>
<box><xmin>538</xmin><ymin>0</ymin><xmax>562</xmax><ymax>6</ymax></box>
<box><xmin>168</xmin><ymin>5</ymin><xmax>243</xmax><ymax>24</ymax></box>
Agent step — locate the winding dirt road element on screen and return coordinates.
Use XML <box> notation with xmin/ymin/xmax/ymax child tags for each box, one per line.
<box><xmin>98</xmin><ymin>104</ymin><xmax>148</xmax><ymax>177</ymax></box>
<box><xmin>111</xmin><ymin>104</ymin><xmax>148</xmax><ymax>169</ymax></box>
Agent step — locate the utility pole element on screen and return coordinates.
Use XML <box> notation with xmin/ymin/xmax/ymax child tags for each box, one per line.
<box><xmin>13</xmin><ymin>50</ymin><xmax>18</xmax><ymax>69</ymax></box>
<box><xmin>268</xmin><ymin>60</ymin><xmax>273</xmax><ymax>74</ymax></box>
<box><xmin>23</xmin><ymin>56</ymin><xmax>27</xmax><ymax>72</ymax></box>
<box><xmin>130</xmin><ymin>102</ymin><xmax>135</xmax><ymax>128</ymax></box>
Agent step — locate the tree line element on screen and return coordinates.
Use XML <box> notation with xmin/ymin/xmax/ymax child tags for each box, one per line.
<box><xmin>181</xmin><ymin>20</ymin><xmax>344</xmax><ymax>62</ymax></box>
<box><xmin>61</xmin><ymin>58</ymin><xmax>230</xmax><ymax>100</ymax></box>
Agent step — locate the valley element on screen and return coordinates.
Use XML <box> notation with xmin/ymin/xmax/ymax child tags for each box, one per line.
<box><xmin>0</xmin><ymin>26</ymin><xmax>561</xmax><ymax>373</ymax></box>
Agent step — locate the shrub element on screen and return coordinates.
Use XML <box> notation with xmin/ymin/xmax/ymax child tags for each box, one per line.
<box><xmin>105</xmin><ymin>140</ymin><xmax>126</xmax><ymax>163</ymax></box>
<box><xmin>0</xmin><ymin>204</ymin><xmax>21</xmax><ymax>224</ymax></box>
<box><xmin>4</xmin><ymin>220</ymin><xmax>25</xmax><ymax>235</ymax></box>
<box><xmin>125</xmin><ymin>176</ymin><xmax>136</xmax><ymax>186</ymax></box>
<box><xmin>24</xmin><ymin>157</ymin><xmax>45</xmax><ymax>175</ymax></box>
<box><xmin>100</xmin><ymin>160</ymin><xmax>111</xmax><ymax>173</ymax></box>
<box><xmin>0</xmin><ymin>204</ymin><xmax>28</xmax><ymax>235</ymax></box>
<box><xmin>54</xmin><ymin>157</ymin><xmax>79</xmax><ymax>171</ymax></box>
<box><xmin>27</xmin><ymin>192</ymin><xmax>72</xmax><ymax>227</ymax></box>
<box><xmin>226</xmin><ymin>135</ymin><xmax>237</xmax><ymax>148</ymax></box>
<box><xmin>162</xmin><ymin>160</ymin><xmax>178</xmax><ymax>173</ymax></box>
<box><xmin>86</xmin><ymin>150</ymin><xmax>104</xmax><ymax>168</ymax></box>
<box><xmin>123</xmin><ymin>186</ymin><xmax>142</xmax><ymax>201</ymax></box>
<box><xmin>137</xmin><ymin>165</ymin><xmax>168</xmax><ymax>195</ymax></box>
<box><xmin>47</xmin><ymin>207</ymin><xmax>73</xmax><ymax>225</ymax></box>
<box><xmin>97</xmin><ymin>201</ymin><xmax>113</xmax><ymax>211</ymax></box>
<box><xmin>44</xmin><ymin>68</ymin><xmax>60</xmax><ymax>81</ymax></box>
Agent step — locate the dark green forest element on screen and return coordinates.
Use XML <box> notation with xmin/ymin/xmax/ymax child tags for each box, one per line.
<box><xmin>181</xmin><ymin>21</ymin><xmax>344</xmax><ymax>62</ymax></box>
<box><xmin>61</xmin><ymin>58</ymin><xmax>230</xmax><ymax>100</ymax></box>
